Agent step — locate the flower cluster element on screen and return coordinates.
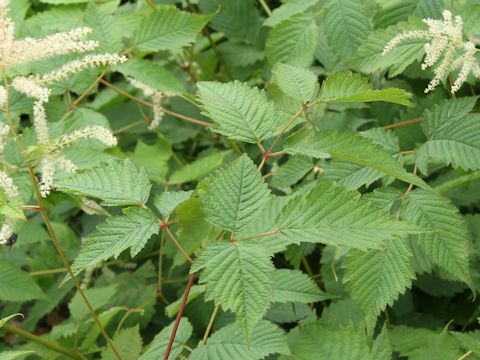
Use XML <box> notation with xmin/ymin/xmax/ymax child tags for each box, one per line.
<box><xmin>0</xmin><ymin>0</ymin><xmax>126</xmax><ymax>197</ymax></box>
<box><xmin>383</xmin><ymin>10</ymin><xmax>479</xmax><ymax>93</ymax></box>
<box><xmin>128</xmin><ymin>78</ymin><xmax>166</xmax><ymax>130</ymax></box>
<box><xmin>0</xmin><ymin>170</ymin><xmax>19</xmax><ymax>245</ymax></box>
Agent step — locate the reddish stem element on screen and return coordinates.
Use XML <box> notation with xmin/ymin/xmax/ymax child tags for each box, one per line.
<box><xmin>164</xmin><ymin>273</ymin><xmax>196</xmax><ymax>360</ymax></box>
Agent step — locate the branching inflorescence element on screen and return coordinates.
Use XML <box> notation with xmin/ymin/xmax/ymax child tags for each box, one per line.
<box><xmin>383</xmin><ymin>10</ymin><xmax>480</xmax><ymax>93</ymax></box>
<box><xmin>0</xmin><ymin>0</ymin><xmax>127</xmax><ymax>198</ymax></box>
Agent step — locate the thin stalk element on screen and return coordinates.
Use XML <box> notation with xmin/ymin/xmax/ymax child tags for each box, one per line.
<box><xmin>68</xmin><ymin>67</ymin><xmax>109</xmax><ymax>111</ymax></box>
<box><xmin>2</xmin><ymin>323</ymin><xmax>86</xmax><ymax>360</ymax></box>
<box><xmin>200</xmin><ymin>305</ymin><xmax>220</xmax><ymax>345</ymax></box>
<box><xmin>241</xmin><ymin>228</ymin><xmax>279</xmax><ymax>241</ymax></box>
<box><xmin>162</xmin><ymin>224</ymin><xmax>193</xmax><ymax>263</ymax></box>
<box><xmin>164</xmin><ymin>273</ymin><xmax>196</xmax><ymax>360</ymax></box>
<box><xmin>113</xmin><ymin>119</ymin><xmax>147</xmax><ymax>135</ymax></box>
<box><xmin>258</xmin><ymin>0</ymin><xmax>272</xmax><ymax>16</ymax></box>
<box><xmin>401</xmin><ymin>164</ymin><xmax>418</xmax><ymax>200</ymax></box>
<box><xmin>158</xmin><ymin>231</ymin><xmax>166</xmax><ymax>299</ymax></box>
<box><xmin>383</xmin><ymin>118</ymin><xmax>421</xmax><ymax>130</ymax></box>
<box><xmin>2</xmin><ymin>74</ymin><xmax>122</xmax><ymax>360</ymax></box>
<box><xmin>457</xmin><ymin>351</ymin><xmax>473</xmax><ymax>360</ymax></box>
<box><xmin>30</xmin><ymin>267</ymin><xmax>67</xmax><ymax>276</ymax></box>
<box><xmin>435</xmin><ymin>171</ymin><xmax>480</xmax><ymax>194</ymax></box>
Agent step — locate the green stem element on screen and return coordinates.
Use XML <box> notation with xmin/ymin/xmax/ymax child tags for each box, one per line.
<box><xmin>258</xmin><ymin>0</ymin><xmax>272</xmax><ymax>16</ymax></box>
<box><xmin>2</xmin><ymin>323</ymin><xmax>86</xmax><ymax>360</ymax></box>
<box><xmin>435</xmin><ymin>171</ymin><xmax>480</xmax><ymax>194</ymax></box>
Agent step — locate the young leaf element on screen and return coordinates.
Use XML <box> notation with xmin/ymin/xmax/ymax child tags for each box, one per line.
<box><xmin>131</xmin><ymin>6</ymin><xmax>211</xmax><ymax>52</ymax></box>
<box><xmin>400</xmin><ymin>190</ymin><xmax>472</xmax><ymax>285</ymax></box>
<box><xmin>273</xmin><ymin>269</ymin><xmax>330</xmax><ymax>303</ymax></box>
<box><xmin>200</xmin><ymin>154</ymin><xmax>270</xmax><ymax>232</ymax></box>
<box><xmin>319</xmin><ymin>71</ymin><xmax>413</xmax><ymax>106</ymax></box>
<box><xmin>0</xmin><ymin>260</ymin><xmax>46</xmax><ymax>302</ymax></box>
<box><xmin>101</xmin><ymin>326</ymin><xmax>143</xmax><ymax>360</ymax></box>
<box><xmin>56</xmin><ymin>159</ymin><xmax>152</xmax><ymax>206</ymax></box>
<box><xmin>154</xmin><ymin>190</ymin><xmax>193</xmax><ymax>218</ymax></box>
<box><xmin>191</xmin><ymin>241</ymin><xmax>274</xmax><ymax>337</ymax></box>
<box><xmin>284</xmin><ymin>129</ymin><xmax>429</xmax><ymax>189</ymax></box>
<box><xmin>271</xmin><ymin>63</ymin><xmax>318</xmax><ymax>104</ymax></box>
<box><xmin>343</xmin><ymin>239</ymin><xmax>416</xmax><ymax>319</ymax></box>
<box><xmin>189</xmin><ymin>320</ymin><xmax>289</xmax><ymax>360</ymax></box>
<box><xmin>197</xmin><ymin>81</ymin><xmax>279</xmax><ymax>143</ymax></box>
<box><xmin>168</xmin><ymin>151</ymin><xmax>230</xmax><ymax>185</ymax></box>
<box><xmin>274</xmin><ymin>181</ymin><xmax>425</xmax><ymax>249</ymax></box>
<box><xmin>266</xmin><ymin>14</ymin><xmax>319</xmax><ymax>67</ymax></box>
<box><xmin>324</xmin><ymin>0</ymin><xmax>372</xmax><ymax>59</ymax></box>
<box><xmin>71</xmin><ymin>208</ymin><xmax>159</xmax><ymax>277</ymax></box>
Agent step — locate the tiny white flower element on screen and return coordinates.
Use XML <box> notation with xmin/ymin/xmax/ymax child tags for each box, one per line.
<box><xmin>128</xmin><ymin>78</ymin><xmax>166</xmax><ymax>130</ymax></box>
<box><xmin>0</xmin><ymin>170</ymin><xmax>19</xmax><ymax>201</ymax></box>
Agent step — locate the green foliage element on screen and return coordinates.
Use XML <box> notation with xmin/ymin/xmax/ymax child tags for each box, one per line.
<box><xmin>2</xmin><ymin>1</ymin><xmax>480</xmax><ymax>359</ymax></box>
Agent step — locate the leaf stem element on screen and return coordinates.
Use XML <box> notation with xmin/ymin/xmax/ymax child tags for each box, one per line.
<box><xmin>164</xmin><ymin>273</ymin><xmax>196</xmax><ymax>360</ymax></box>
<box><xmin>258</xmin><ymin>0</ymin><xmax>273</xmax><ymax>16</ymax></box>
<box><xmin>435</xmin><ymin>171</ymin><xmax>480</xmax><ymax>194</ymax></box>
<box><xmin>2</xmin><ymin>323</ymin><xmax>86</xmax><ymax>360</ymax></box>
<box><xmin>68</xmin><ymin>67</ymin><xmax>109</xmax><ymax>112</ymax></box>
<box><xmin>200</xmin><ymin>305</ymin><xmax>220</xmax><ymax>345</ymax></box>
<box><xmin>383</xmin><ymin>117</ymin><xmax>421</xmax><ymax>130</ymax></box>
<box><xmin>162</xmin><ymin>223</ymin><xmax>193</xmax><ymax>263</ymax></box>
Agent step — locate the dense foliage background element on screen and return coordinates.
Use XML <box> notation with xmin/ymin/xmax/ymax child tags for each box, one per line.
<box><xmin>1</xmin><ymin>0</ymin><xmax>480</xmax><ymax>359</ymax></box>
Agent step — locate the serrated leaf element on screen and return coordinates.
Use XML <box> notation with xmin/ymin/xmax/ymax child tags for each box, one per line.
<box><xmin>154</xmin><ymin>190</ymin><xmax>193</xmax><ymax>218</ymax></box>
<box><xmin>319</xmin><ymin>71</ymin><xmax>413</xmax><ymax>106</ymax></box>
<box><xmin>324</xmin><ymin>0</ymin><xmax>372</xmax><ymax>59</ymax></box>
<box><xmin>191</xmin><ymin>241</ymin><xmax>274</xmax><ymax>337</ymax></box>
<box><xmin>101</xmin><ymin>326</ymin><xmax>143</xmax><ymax>360</ymax></box>
<box><xmin>273</xmin><ymin>269</ymin><xmax>330</xmax><ymax>303</ymax></box>
<box><xmin>71</xmin><ymin>208</ymin><xmax>159</xmax><ymax>277</ymax></box>
<box><xmin>284</xmin><ymin>129</ymin><xmax>429</xmax><ymax>189</ymax></box>
<box><xmin>190</xmin><ymin>320</ymin><xmax>289</xmax><ymax>360</ymax></box>
<box><xmin>270</xmin><ymin>155</ymin><xmax>313</xmax><ymax>189</ymax></box>
<box><xmin>274</xmin><ymin>182</ymin><xmax>425</xmax><ymax>250</ymax></box>
<box><xmin>0</xmin><ymin>260</ymin><xmax>46</xmax><ymax>302</ymax></box>
<box><xmin>131</xmin><ymin>6</ymin><xmax>211</xmax><ymax>52</ymax></box>
<box><xmin>200</xmin><ymin>154</ymin><xmax>270</xmax><ymax>232</ymax></box>
<box><xmin>266</xmin><ymin>14</ymin><xmax>319</xmax><ymax>67</ymax></box>
<box><xmin>84</xmin><ymin>3</ymin><xmax>122</xmax><ymax>52</ymax></box>
<box><xmin>139</xmin><ymin>318</ymin><xmax>192</xmax><ymax>360</ymax></box>
<box><xmin>56</xmin><ymin>159</ymin><xmax>152</xmax><ymax>206</ymax></box>
<box><xmin>344</xmin><ymin>239</ymin><xmax>416</xmax><ymax>318</ymax></box>
<box><xmin>197</xmin><ymin>81</ymin><xmax>279</xmax><ymax>143</ymax></box>
<box><xmin>271</xmin><ymin>63</ymin><xmax>318</xmax><ymax>104</ymax></box>
<box><xmin>168</xmin><ymin>151</ymin><xmax>229</xmax><ymax>185</ymax></box>
<box><xmin>400</xmin><ymin>190</ymin><xmax>472</xmax><ymax>284</ymax></box>
<box><xmin>264</xmin><ymin>0</ymin><xmax>322</xmax><ymax>27</ymax></box>
<box><xmin>0</xmin><ymin>351</ymin><xmax>35</xmax><ymax>360</ymax></box>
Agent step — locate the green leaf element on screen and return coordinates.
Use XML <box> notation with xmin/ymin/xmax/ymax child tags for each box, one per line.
<box><xmin>71</xmin><ymin>208</ymin><xmax>159</xmax><ymax>276</ymax></box>
<box><xmin>154</xmin><ymin>190</ymin><xmax>193</xmax><ymax>218</ymax></box>
<box><xmin>189</xmin><ymin>320</ymin><xmax>289</xmax><ymax>360</ymax></box>
<box><xmin>139</xmin><ymin>318</ymin><xmax>192</xmax><ymax>360</ymax></box>
<box><xmin>0</xmin><ymin>351</ymin><xmax>35</xmax><ymax>360</ymax></box>
<box><xmin>131</xmin><ymin>6</ymin><xmax>211</xmax><ymax>52</ymax></box>
<box><xmin>191</xmin><ymin>241</ymin><xmax>274</xmax><ymax>337</ymax></box>
<box><xmin>165</xmin><ymin>285</ymin><xmax>205</xmax><ymax>317</ymax></box>
<box><xmin>201</xmin><ymin>154</ymin><xmax>270</xmax><ymax>233</ymax></box>
<box><xmin>0</xmin><ymin>260</ymin><xmax>46</xmax><ymax>302</ymax></box>
<box><xmin>350</xmin><ymin>19</ymin><xmax>425</xmax><ymax>76</ymax></box>
<box><xmin>266</xmin><ymin>14</ymin><xmax>319</xmax><ymax>67</ymax></box>
<box><xmin>319</xmin><ymin>71</ymin><xmax>413</xmax><ymax>106</ymax></box>
<box><xmin>115</xmin><ymin>58</ymin><xmax>186</xmax><ymax>95</ymax></box>
<box><xmin>274</xmin><ymin>181</ymin><xmax>425</xmax><ymax>250</ymax></box>
<box><xmin>271</xmin><ymin>63</ymin><xmax>318</xmax><ymax>104</ymax></box>
<box><xmin>273</xmin><ymin>269</ymin><xmax>330</xmax><ymax>303</ymax></box>
<box><xmin>285</xmin><ymin>322</ymin><xmax>371</xmax><ymax>360</ymax></box>
<box><xmin>324</xmin><ymin>0</ymin><xmax>372</xmax><ymax>59</ymax></box>
<box><xmin>56</xmin><ymin>159</ymin><xmax>152</xmax><ymax>206</ymax></box>
<box><xmin>0</xmin><ymin>313</ymin><xmax>23</xmax><ymax>328</ymax></box>
<box><xmin>168</xmin><ymin>151</ymin><xmax>230</xmax><ymax>185</ymax></box>
<box><xmin>400</xmin><ymin>190</ymin><xmax>472</xmax><ymax>284</ymax></box>
<box><xmin>264</xmin><ymin>0</ymin><xmax>322</xmax><ymax>27</ymax></box>
<box><xmin>343</xmin><ymin>239</ymin><xmax>416</xmax><ymax>318</ymax></box>
<box><xmin>84</xmin><ymin>3</ymin><xmax>122</xmax><ymax>52</ymax></box>
<box><xmin>284</xmin><ymin>129</ymin><xmax>429</xmax><ymax>189</ymax></box>
<box><xmin>270</xmin><ymin>155</ymin><xmax>313</xmax><ymax>189</ymax></box>
<box><xmin>101</xmin><ymin>326</ymin><xmax>143</xmax><ymax>360</ymax></box>
<box><xmin>197</xmin><ymin>81</ymin><xmax>279</xmax><ymax>143</ymax></box>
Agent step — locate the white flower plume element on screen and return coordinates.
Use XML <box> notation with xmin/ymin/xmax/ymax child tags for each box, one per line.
<box><xmin>128</xmin><ymin>78</ymin><xmax>166</xmax><ymax>130</ymax></box>
<box><xmin>383</xmin><ymin>10</ymin><xmax>479</xmax><ymax>94</ymax></box>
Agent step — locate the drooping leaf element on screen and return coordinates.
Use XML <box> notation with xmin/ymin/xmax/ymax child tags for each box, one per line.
<box><xmin>56</xmin><ymin>159</ymin><xmax>152</xmax><ymax>206</ymax></box>
<box><xmin>400</xmin><ymin>189</ymin><xmax>472</xmax><ymax>285</ymax></box>
<box><xmin>0</xmin><ymin>260</ymin><xmax>46</xmax><ymax>302</ymax></box>
<box><xmin>319</xmin><ymin>71</ymin><xmax>413</xmax><ymax>106</ymax></box>
<box><xmin>190</xmin><ymin>320</ymin><xmax>289</xmax><ymax>360</ymax></box>
<box><xmin>271</xmin><ymin>63</ymin><xmax>318</xmax><ymax>104</ymax></box>
<box><xmin>191</xmin><ymin>241</ymin><xmax>274</xmax><ymax>337</ymax></box>
<box><xmin>343</xmin><ymin>239</ymin><xmax>416</xmax><ymax>318</ymax></box>
<box><xmin>200</xmin><ymin>154</ymin><xmax>270</xmax><ymax>233</ymax></box>
<box><xmin>273</xmin><ymin>181</ymin><xmax>425</xmax><ymax>249</ymax></box>
<box><xmin>197</xmin><ymin>81</ymin><xmax>279</xmax><ymax>143</ymax></box>
<box><xmin>273</xmin><ymin>269</ymin><xmax>330</xmax><ymax>303</ymax></box>
<box><xmin>71</xmin><ymin>208</ymin><xmax>159</xmax><ymax>276</ymax></box>
<box><xmin>284</xmin><ymin>129</ymin><xmax>429</xmax><ymax>189</ymax></box>
<box><xmin>266</xmin><ymin>14</ymin><xmax>319</xmax><ymax>67</ymax></box>
<box><xmin>131</xmin><ymin>6</ymin><xmax>212</xmax><ymax>52</ymax></box>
